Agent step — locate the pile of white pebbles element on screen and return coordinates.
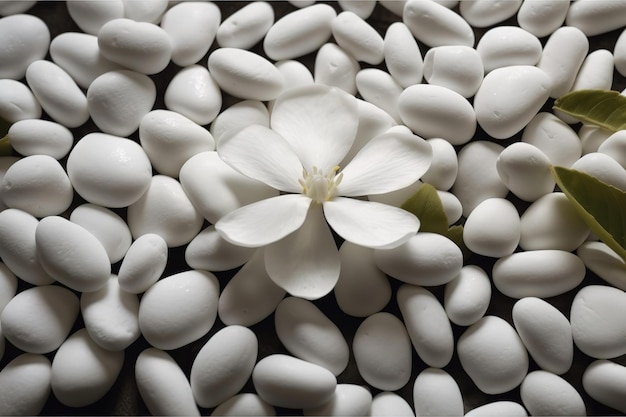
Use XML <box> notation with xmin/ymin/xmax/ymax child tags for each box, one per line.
<box><xmin>1</xmin><ymin>0</ymin><xmax>626</xmax><ymax>415</ymax></box>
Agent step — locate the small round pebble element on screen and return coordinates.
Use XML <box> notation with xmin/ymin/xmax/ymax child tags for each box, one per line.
<box><xmin>211</xmin><ymin>393</ymin><xmax>276</xmax><ymax>416</ymax></box>
<box><xmin>0</xmin><ymin>353</ymin><xmax>51</xmax><ymax>416</ymax></box>
<box><xmin>7</xmin><ymin>119</ymin><xmax>73</xmax><ymax>160</ymax></box>
<box><xmin>185</xmin><ymin>225</ymin><xmax>255</xmax><ymax>272</ymax></box>
<box><xmin>413</xmin><ymin>368</ymin><xmax>463</xmax><ymax>417</ymax></box>
<box><xmin>463</xmin><ymin>197</ymin><xmax>521</xmax><ymax>258</ymax></box>
<box><xmin>164</xmin><ymin>65</ymin><xmax>222</xmax><ymax>126</ymax></box>
<box><xmin>520</xmin><ymin>370</ymin><xmax>586</xmax><ymax>416</ymax></box>
<box><xmin>0</xmin><ymin>14</ymin><xmax>50</xmax><ymax>79</ymax></box>
<box><xmin>444</xmin><ymin>265</ymin><xmax>491</xmax><ymax>326</ymax></box>
<box><xmin>117</xmin><ymin>233</ymin><xmax>168</xmax><ymax>294</ymax></box>
<box><xmin>304</xmin><ymin>384</ymin><xmax>372</xmax><ymax>416</ymax></box>
<box><xmin>583</xmin><ymin>359</ymin><xmax>626</xmax><ymax>414</ymax></box>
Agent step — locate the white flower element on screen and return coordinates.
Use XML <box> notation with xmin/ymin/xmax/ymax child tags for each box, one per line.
<box><xmin>215</xmin><ymin>85</ymin><xmax>432</xmax><ymax>299</ymax></box>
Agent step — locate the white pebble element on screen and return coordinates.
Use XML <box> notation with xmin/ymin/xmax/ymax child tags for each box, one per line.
<box><xmin>0</xmin><ymin>1</ymin><xmax>37</xmax><ymax>16</ymax></box>
<box><xmin>122</xmin><ymin>0</ymin><xmax>168</xmax><ymax>23</ymax></box>
<box><xmin>275</xmin><ymin>59</ymin><xmax>314</xmax><ymax>89</ymax></box>
<box><xmin>571</xmin><ymin>285</ymin><xmax>626</xmax><ymax>359</ymax></box>
<box><xmin>160</xmin><ymin>1</ymin><xmax>220</xmax><ymax>67</ymax></box>
<box><xmin>465</xmin><ymin>401</ymin><xmax>528</xmax><ymax>417</ymax></box>
<box><xmin>190</xmin><ymin>325</ymin><xmax>258</xmax><ymax>408</ymax></box>
<box><xmin>459</xmin><ymin>0</ymin><xmax>522</xmax><ymax>28</ymax></box>
<box><xmin>87</xmin><ymin>69</ymin><xmax>157</xmax><ymax>137</ymax></box>
<box><xmin>117</xmin><ymin>233</ymin><xmax>168</xmax><ymax>294</ymax></box>
<box><xmin>0</xmin><ymin>14</ymin><xmax>50</xmax><ymax>79</ymax></box>
<box><xmin>397</xmin><ymin>284</ymin><xmax>454</xmax><ymax>368</ymax></box>
<box><xmin>616</xmin><ymin>28</ymin><xmax>626</xmax><ymax>77</ymax></box>
<box><xmin>444</xmin><ymin>265</ymin><xmax>491</xmax><ymax>327</ymax></box>
<box><xmin>598</xmin><ymin>130</ymin><xmax>626</xmax><ymax>169</ymax></box>
<box><xmin>209</xmin><ymin>100</ymin><xmax>269</xmax><ymax>143</ymax></box>
<box><xmin>66</xmin><ymin>132</ymin><xmax>152</xmax><ymax>208</ymax></box>
<box><xmin>314</xmin><ymin>43</ymin><xmax>359</xmax><ymax>95</ymax></box>
<box><xmin>0</xmin><ymin>79</ymin><xmax>41</xmax><ymax>122</ymax></box>
<box><xmin>51</xmin><ymin>328</ymin><xmax>124</xmax><ymax>407</ymax></box>
<box><xmin>398</xmin><ymin>83</ymin><xmax>476</xmax><ymax>145</ymax></box>
<box><xmin>512</xmin><ymin>297</ymin><xmax>573</xmax><ymax>375</ymax></box>
<box><xmin>457</xmin><ymin>316</ymin><xmax>529</xmax><ymax>394</ymax></box>
<box><xmin>208</xmin><ymin>48</ymin><xmax>284</xmax><ymax>101</ymax></box>
<box><xmin>476</xmin><ymin>26</ymin><xmax>542</xmax><ymax>73</ymax></box>
<box><xmin>304</xmin><ymin>384</ymin><xmax>372</xmax><ymax>416</ymax></box>
<box><xmin>80</xmin><ymin>275</ymin><xmax>140</xmax><ymax>351</ymax></box>
<box><xmin>263</xmin><ymin>3</ymin><xmax>336</xmax><ymax>61</ymax></box>
<box><xmin>516</xmin><ymin>0</ymin><xmax>569</xmax><ymax>38</ymax></box>
<box><xmin>139</xmin><ymin>109</ymin><xmax>215</xmax><ymax>177</ymax></box>
<box><xmin>1</xmin><ymin>285</ymin><xmax>78</xmax><ymax>354</ymax></box>
<box><xmin>66</xmin><ymin>0</ymin><xmax>124</xmax><ymax>35</ymax></box>
<box><xmin>577</xmin><ymin>241</ymin><xmax>626</xmax><ymax>291</ymax></box>
<box><xmin>474</xmin><ymin>65</ymin><xmax>551</xmax><ymax>139</ymax></box>
<box><xmin>0</xmin><ymin>353</ymin><xmax>51</xmax><ymax>416</ymax></box>
<box><xmin>571</xmin><ymin>152</ymin><xmax>626</xmax><ymax>190</ymax></box>
<box><xmin>356</xmin><ymin>68</ymin><xmax>403</xmax><ymax>122</ymax></box>
<box><xmin>566</xmin><ymin>0</ymin><xmax>626</xmax><ymax>36</ymax></box>
<box><xmin>275</xmin><ymin>297</ymin><xmax>349</xmax><ymax>376</ymax></box>
<box><xmin>493</xmin><ymin>250</ymin><xmax>586</xmax><ymax>298</ymax></box>
<box><xmin>211</xmin><ymin>393</ymin><xmax>275</xmax><ymax>416</ymax></box>
<box><xmin>583</xmin><ymin>360</ymin><xmax>626</xmax><ymax>414</ymax></box>
<box><xmin>135</xmin><ymin>348</ymin><xmax>200</xmax><ymax>416</ymax></box>
<box><xmin>0</xmin><ymin>154</ymin><xmax>73</xmax><ymax>217</ymax></box>
<box><xmin>332</xmin><ymin>11</ymin><xmax>384</xmax><ymax>64</ymax></box>
<box><xmin>164</xmin><ymin>65</ymin><xmax>222</xmax><ymax>126</ymax></box>
<box><xmin>402</xmin><ymin>0</ymin><xmax>474</xmax><ymax>47</ymax></box>
<box><xmin>186</xmin><ymin>225</ymin><xmax>255</xmax><ymax>272</ymax></box>
<box><xmin>383</xmin><ymin>22</ymin><xmax>423</xmax><ymax>88</ymax></box>
<box><xmin>374</xmin><ymin>232</ymin><xmax>463</xmax><ymax>286</ymax></box>
<box><xmin>496</xmin><ymin>142</ymin><xmax>554</xmax><ymax>202</ymax></box>
<box><xmin>25</xmin><ymin>60</ymin><xmax>89</xmax><ymax>128</ymax></box>
<box><xmin>520</xmin><ymin>370</ymin><xmax>586</xmax><ymax>416</ymax></box>
<box><xmin>7</xmin><ymin>119</ymin><xmax>73</xmax><ymax>160</ymax></box>
<box><xmin>423</xmin><ymin>45</ymin><xmax>483</xmax><ymax>98</ymax></box>
<box><xmin>0</xmin><ymin>157</ymin><xmax>17</xmax><ymax>212</ymax></box>
<box><xmin>353</xmin><ymin>312</ymin><xmax>412</xmax><ymax>391</ymax></box>
<box><xmin>370</xmin><ymin>391</ymin><xmax>415</xmax><ymax>417</ymax></box>
<box><xmin>463</xmin><ymin>198</ymin><xmax>520</xmax><ymax>258</ymax></box>
<box><xmin>522</xmin><ymin>112</ymin><xmax>581</xmax><ymax>167</ymax></box>
<box><xmin>437</xmin><ymin>189</ymin><xmax>462</xmax><ymax>223</ymax></box>
<box><xmin>579</xmin><ymin>123</ymin><xmax>612</xmax><ymax>155</ymax></box>
<box><xmin>70</xmin><ymin>204</ymin><xmax>132</xmax><ymax>264</ymax></box>
<box><xmin>252</xmin><ymin>354</ymin><xmax>337</xmax><ymax>409</ymax></box>
<box><xmin>413</xmin><ymin>368</ymin><xmax>463</xmax><ymax>417</ymax></box>
<box><xmin>338</xmin><ymin>0</ymin><xmax>377</xmax><ymax>19</ymax></box>
<box><xmin>519</xmin><ymin>192</ymin><xmax>590</xmax><ymax>252</ymax></box>
<box><xmin>138</xmin><ymin>270</ymin><xmax>219</xmax><ymax>350</ymax></box>
<box><xmin>571</xmin><ymin>49</ymin><xmax>614</xmax><ymax>91</ymax></box>
<box><xmin>216</xmin><ymin>1</ymin><xmax>274</xmax><ymax>49</ymax></box>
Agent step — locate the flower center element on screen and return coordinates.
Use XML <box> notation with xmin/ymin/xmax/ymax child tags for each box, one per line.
<box><xmin>299</xmin><ymin>166</ymin><xmax>343</xmax><ymax>203</ymax></box>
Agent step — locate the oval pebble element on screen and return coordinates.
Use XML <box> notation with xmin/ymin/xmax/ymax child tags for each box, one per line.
<box><xmin>0</xmin><ymin>14</ymin><xmax>50</xmax><ymax>80</ymax></box>
<box><xmin>122</xmin><ymin>0</ymin><xmax>168</xmax><ymax>23</ymax></box>
<box><xmin>583</xmin><ymin>359</ymin><xmax>626</xmax><ymax>414</ymax></box>
<box><xmin>402</xmin><ymin>0</ymin><xmax>474</xmax><ymax>47</ymax></box>
<box><xmin>164</xmin><ymin>65</ymin><xmax>222</xmax><ymax>126</ymax></box>
<box><xmin>252</xmin><ymin>354</ymin><xmax>337</xmax><ymax>409</ymax></box>
<box><xmin>0</xmin><ymin>354</ymin><xmax>51</xmax><ymax>416</ymax></box>
<box><xmin>493</xmin><ymin>250</ymin><xmax>586</xmax><ymax>298</ymax></box>
<box><xmin>275</xmin><ymin>59</ymin><xmax>314</xmax><ymax>90</ymax></box>
<box><xmin>598</xmin><ymin>130</ymin><xmax>626</xmax><ymax>169</ymax></box>
<box><xmin>135</xmin><ymin>348</ymin><xmax>200</xmax><ymax>416</ymax></box>
<box><xmin>413</xmin><ymin>368</ymin><xmax>463</xmax><ymax>417</ymax></box>
<box><xmin>577</xmin><ymin>241</ymin><xmax>626</xmax><ymax>291</ymax></box>
<box><xmin>522</xmin><ymin>112</ymin><xmax>581</xmax><ymax>167</ymax></box>
<box><xmin>566</xmin><ymin>0</ymin><xmax>626</xmax><ymax>36</ymax></box>
<box><xmin>571</xmin><ymin>152</ymin><xmax>626</xmax><ymax>190</ymax></box>
<box><xmin>0</xmin><ymin>79</ymin><xmax>41</xmax><ymax>122</ymax></box>
<box><xmin>304</xmin><ymin>384</ymin><xmax>372</xmax><ymax>416</ymax></box>
<box><xmin>337</xmin><ymin>0</ymin><xmax>377</xmax><ymax>19</ymax></box>
<box><xmin>465</xmin><ymin>401</ymin><xmax>528</xmax><ymax>417</ymax></box>
<box><xmin>80</xmin><ymin>275</ymin><xmax>140</xmax><ymax>351</ymax></box>
<box><xmin>374</xmin><ymin>232</ymin><xmax>462</xmax><ymax>286</ymax></box>
<box><xmin>67</xmin><ymin>132</ymin><xmax>152</xmax><ymax>208</ymax></box>
<box><xmin>314</xmin><ymin>43</ymin><xmax>359</xmax><ymax>95</ymax></box>
<box><xmin>66</xmin><ymin>0</ymin><xmax>124</xmax><ymax>35</ymax></box>
<box><xmin>476</xmin><ymin>26</ymin><xmax>542</xmax><ymax>73</ymax></box>
<box><xmin>138</xmin><ymin>270</ymin><xmax>219</xmax><ymax>350</ymax></box>
<box><xmin>117</xmin><ymin>233</ymin><xmax>167</xmax><ymax>294</ymax></box>
<box><xmin>512</xmin><ymin>297</ymin><xmax>573</xmax><ymax>375</ymax></box>
<box><xmin>210</xmin><ymin>100</ymin><xmax>269</xmax><ymax>144</ymax></box>
<box><xmin>0</xmin><ymin>154</ymin><xmax>73</xmax><ymax>217</ymax></box>
<box><xmin>517</xmin><ymin>0</ymin><xmax>569</xmax><ymax>38</ymax></box>
<box><xmin>7</xmin><ymin>119</ymin><xmax>73</xmax><ymax>160</ymax></box>
<box><xmin>353</xmin><ymin>312</ymin><xmax>412</xmax><ymax>391</ymax></box>
<box><xmin>570</xmin><ymin>285</ymin><xmax>626</xmax><ymax>359</ymax></box>
<box><xmin>1</xmin><ymin>285</ymin><xmax>79</xmax><ymax>354</ymax></box>
<box><xmin>616</xmin><ymin>28</ymin><xmax>626</xmax><ymax>77</ymax></box>
<box><xmin>423</xmin><ymin>45</ymin><xmax>483</xmax><ymax>98</ymax></box>
<box><xmin>444</xmin><ymin>265</ymin><xmax>491</xmax><ymax>327</ymax></box>
<box><xmin>216</xmin><ymin>1</ymin><xmax>274</xmax><ymax>49</ymax></box>
<box><xmin>356</xmin><ymin>68</ymin><xmax>403</xmax><ymax>122</ymax></box>
<box><xmin>496</xmin><ymin>142</ymin><xmax>555</xmax><ymax>202</ymax></box>
<box><xmin>370</xmin><ymin>391</ymin><xmax>415</xmax><ymax>417</ymax></box>
<box><xmin>463</xmin><ymin>198</ymin><xmax>520</xmax><ymax>258</ymax></box>
<box><xmin>51</xmin><ymin>328</ymin><xmax>124</xmax><ymax>407</ymax></box>
<box><xmin>460</xmin><ymin>0</ymin><xmax>522</xmax><ymax>27</ymax></box>
<box><xmin>186</xmin><ymin>225</ymin><xmax>255</xmax><ymax>272</ymax></box>
<box><xmin>580</xmin><ymin>123</ymin><xmax>611</xmax><ymax>156</ymax></box>
<box><xmin>275</xmin><ymin>297</ymin><xmax>349</xmax><ymax>376</ymax></box>
<box><xmin>211</xmin><ymin>393</ymin><xmax>275</xmax><ymax>416</ymax></box>
<box><xmin>383</xmin><ymin>22</ymin><xmax>423</xmax><ymax>88</ymax></box>
<box><xmin>35</xmin><ymin>216</ymin><xmax>111</xmax><ymax>292</ymax></box>
<box><xmin>332</xmin><ymin>11</ymin><xmax>384</xmax><ymax>65</ymax></box>
<box><xmin>458</xmin><ymin>315</ymin><xmax>529</xmax><ymax>394</ymax></box>
<box><xmin>571</xmin><ymin>48</ymin><xmax>614</xmax><ymax>92</ymax></box>
<box><xmin>421</xmin><ymin>138</ymin><xmax>458</xmax><ymax>191</ymax></box>
<box><xmin>520</xmin><ymin>370</ymin><xmax>586</xmax><ymax>416</ymax></box>
<box><xmin>190</xmin><ymin>325</ymin><xmax>258</xmax><ymax>408</ymax></box>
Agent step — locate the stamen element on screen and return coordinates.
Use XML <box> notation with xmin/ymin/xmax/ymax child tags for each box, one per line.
<box><xmin>299</xmin><ymin>165</ymin><xmax>343</xmax><ymax>203</ymax></box>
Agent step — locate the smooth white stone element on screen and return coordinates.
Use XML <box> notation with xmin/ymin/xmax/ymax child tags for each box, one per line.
<box><xmin>160</xmin><ymin>1</ymin><xmax>220</xmax><ymax>67</ymax></box>
<box><xmin>51</xmin><ymin>328</ymin><xmax>124</xmax><ymax>407</ymax></box>
<box><xmin>460</xmin><ymin>0</ymin><xmax>522</xmax><ymax>27</ymax></box>
<box><xmin>139</xmin><ymin>109</ymin><xmax>215</xmax><ymax>177</ymax></box>
<box><xmin>583</xmin><ymin>360</ymin><xmax>626</xmax><ymax>414</ymax></box>
<box><xmin>66</xmin><ymin>0</ymin><xmax>124</xmax><ymax>35</ymax></box>
<box><xmin>577</xmin><ymin>241</ymin><xmax>626</xmax><ymax>291</ymax></box>
<box><xmin>522</xmin><ymin>112</ymin><xmax>581</xmax><ymax>167</ymax></box>
<box><xmin>496</xmin><ymin>142</ymin><xmax>555</xmax><ymax>202</ymax></box>
<box><xmin>87</xmin><ymin>69</ymin><xmax>156</xmax><ymax>137</ymax></box>
<box><xmin>512</xmin><ymin>297</ymin><xmax>573</xmax><ymax>375</ymax></box>
<box><xmin>370</xmin><ymin>391</ymin><xmax>415</xmax><ymax>417</ymax></box>
<box><xmin>304</xmin><ymin>384</ymin><xmax>372</xmax><ymax>416</ymax></box>
<box><xmin>465</xmin><ymin>401</ymin><xmax>528</xmax><ymax>417</ymax></box>
<box><xmin>476</xmin><ymin>26</ymin><xmax>542</xmax><ymax>73</ymax></box>
<box><xmin>164</xmin><ymin>65</ymin><xmax>222</xmax><ymax>126</ymax></box>
<box><xmin>474</xmin><ymin>65</ymin><xmax>551</xmax><ymax>139</ymax></box>
<box><xmin>211</xmin><ymin>393</ymin><xmax>275</xmax><ymax>416</ymax></box>
<box><xmin>252</xmin><ymin>354</ymin><xmax>337</xmax><ymax>409</ymax></box>
<box><xmin>36</xmin><ymin>216</ymin><xmax>111</xmax><ymax>292</ymax></box>
<box><xmin>332</xmin><ymin>11</ymin><xmax>384</xmax><ymax>64</ymax></box>
<box><xmin>598</xmin><ymin>130</ymin><xmax>626</xmax><ymax>169</ymax></box>
<box><xmin>517</xmin><ymin>0</ymin><xmax>569</xmax><ymax>38</ymax></box>
<box><xmin>398</xmin><ymin>83</ymin><xmax>476</xmax><ymax>145</ymax></box>
<box><xmin>398</xmin><ymin>284</ymin><xmax>454</xmax><ymax>368</ymax></box>
<box><xmin>616</xmin><ymin>28</ymin><xmax>626</xmax><ymax>77</ymax></box>
<box><xmin>374</xmin><ymin>232</ymin><xmax>463</xmax><ymax>286</ymax></box>
<box><xmin>80</xmin><ymin>275</ymin><xmax>140</xmax><ymax>351</ymax></box>
<box><xmin>571</xmin><ymin>152</ymin><xmax>626</xmax><ymax>190</ymax></box>
<box><xmin>337</xmin><ymin>0</ymin><xmax>377</xmax><ymax>19</ymax></box>
<box><xmin>438</xmin><ymin>190</ymin><xmax>463</xmax><ymax>225</ymax></box>
<box><xmin>463</xmin><ymin>198</ymin><xmax>520</xmax><ymax>258</ymax></box>
<box><xmin>263</xmin><ymin>3</ymin><xmax>336</xmax><ymax>61</ymax></box>
<box><xmin>117</xmin><ymin>233</ymin><xmax>168</xmax><ymax>294</ymax></box>
<box><xmin>122</xmin><ymin>0</ymin><xmax>168</xmax><ymax>23</ymax></box>
<box><xmin>25</xmin><ymin>60</ymin><xmax>89</xmax><ymax>128</ymax></box>
<box><xmin>519</xmin><ymin>192</ymin><xmax>590</xmax><ymax>252</ymax></box>
<box><xmin>0</xmin><ymin>1</ymin><xmax>37</xmax><ymax>16</ymax></box>
<box><xmin>0</xmin><ymin>263</ymin><xmax>17</xmax><ymax>315</ymax></box>
<box><xmin>444</xmin><ymin>265</ymin><xmax>491</xmax><ymax>327</ymax></box>
<box><xmin>423</xmin><ymin>45</ymin><xmax>483</xmax><ymax>98</ymax></box>
<box><xmin>458</xmin><ymin>316</ymin><xmax>529</xmax><ymax>394</ymax></box>
<box><xmin>493</xmin><ymin>250</ymin><xmax>586</xmax><ymax>298</ymax></box>
<box><xmin>353</xmin><ymin>312</ymin><xmax>412</xmax><ymax>391</ymax></box>
<box><xmin>210</xmin><ymin>100</ymin><xmax>269</xmax><ymax>144</ymax></box>
<box><xmin>413</xmin><ymin>368</ymin><xmax>463</xmax><ymax>417</ymax></box>
<box><xmin>0</xmin><ymin>353</ymin><xmax>51</xmax><ymax>416</ymax></box>
<box><xmin>0</xmin><ymin>79</ymin><xmax>41</xmax><ymax>122</ymax></box>
<box><xmin>70</xmin><ymin>204</ymin><xmax>132</xmax><ymax>264</ymax></box>
<box><xmin>191</xmin><ymin>325</ymin><xmax>258</xmax><ymax>408</ymax></box>
<box><xmin>186</xmin><ymin>225</ymin><xmax>255</xmax><ymax>272</ymax></box>
<box><xmin>7</xmin><ymin>119</ymin><xmax>73</xmax><ymax>160</ymax></box>
<box><xmin>0</xmin><ymin>14</ymin><xmax>50</xmax><ymax>80</ymax></box>
<box><xmin>0</xmin><ymin>154</ymin><xmax>73</xmax><ymax>217</ymax></box>
<box><xmin>127</xmin><ymin>175</ymin><xmax>204</xmax><ymax>248</ymax></box>
<box><xmin>1</xmin><ymin>285</ymin><xmax>78</xmax><ymax>354</ymax></box>
<box><xmin>67</xmin><ymin>132</ymin><xmax>152</xmax><ymax>208</ymax></box>
<box><xmin>571</xmin><ymin>285</ymin><xmax>626</xmax><ymax>359</ymax></box>
<box><xmin>0</xmin><ymin>157</ymin><xmax>18</xmax><ymax>212</ymax></box>
<box><xmin>571</xmin><ymin>49</ymin><xmax>614</xmax><ymax>91</ymax></box>
<box><xmin>356</xmin><ymin>68</ymin><xmax>403</xmax><ymax>122</ymax></box>
<box><xmin>383</xmin><ymin>22</ymin><xmax>423</xmax><ymax>88</ymax></box>
<box><xmin>402</xmin><ymin>0</ymin><xmax>474</xmax><ymax>47</ymax></box>
<box><xmin>314</xmin><ymin>43</ymin><xmax>359</xmax><ymax>95</ymax></box>
<box><xmin>275</xmin><ymin>59</ymin><xmax>314</xmax><ymax>89</ymax></box>
<box><xmin>275</xmin><ymin>297</ymin><xmax>349</xmax><ymax>376</ymax></box>
<box><xmin>139</xmin><ymin>270</ymin><xmax>219</xmax><ymax>350</ymax></box>
<box><xmin>135</xmin><ymin>348</ymin><xmax>200</xmax><ymax>416</ymax></box>
<box><xmin>566</xmin><ymin>0</ymin><xmax>626</xmax><ymax>36</ymax></box>
<box><xmin>217</xmin><ymin>1</ymin><xmax>274</xmax><ymax>49</ymax></box>
<box><xmin>520</xmin><ymin>371</ymin><xmax>586</xmax><ymax>416</ymax></box>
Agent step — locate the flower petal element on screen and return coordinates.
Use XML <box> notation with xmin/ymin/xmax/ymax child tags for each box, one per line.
<box><xmin>265</xmin><ymin>204</ymin><xmax>340</xmax><ymax>300</ymax></box>
<box><xmin>215</xmin><ymin>194</ymin><xmax>311</xmax><ymax>247</ymax></box>
<box><xmin>218</xmin><ymin>124</ymin><xmax>303</xmax><ymax>193</ymax></box>
<box><xmin>324</xmin><ymin>197</ymin><xmax>419</xmax><ymax>249</ymax></box>
<box><xmin>271</xmin><ymin>85</ymin><xmax>359</xmax><ymax>172</ymax></box>
<box><xmin>336</xmin><ymin>128</ymin><xmax>433</xmax><ymax>197</ymax></box>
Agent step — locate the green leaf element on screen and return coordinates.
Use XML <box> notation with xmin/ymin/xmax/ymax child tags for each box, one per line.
<box><xmin>553</xmin><ymin>89</ymin><xmax>626</xmax><ymax>132</ymax></box>
<box><xmin>401</xmin><ymin>183</ymin><xmax>448</xmax><ymax>234</ymax></box>
<box><xmin>551</xmin><ymin>165</ymin><xmax>626</xmax><ymax>262</ymax></box>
